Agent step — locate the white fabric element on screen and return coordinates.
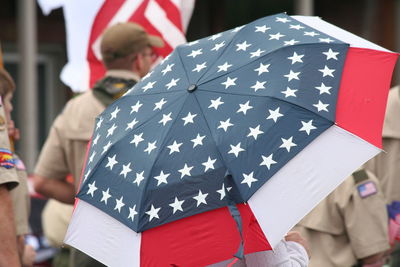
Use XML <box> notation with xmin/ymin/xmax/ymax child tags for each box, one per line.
<box><xmin>208</xmin><ymin>240</ymin><xmax>309</xmax><ymax>267</ymax></box>
<box><xmin>65</xmin><ymin>200</ymin><xmax>141</xmax><ymax>267</ymax></box>
<box><xmin>249</xmin><ymin>125</ymin><xmax>380</xmax><ymax>248</ymax></box>
<box><xmin>292</xmin><ymin>15</ymin><xmax>391</xmax><ymax>52</ymax></box>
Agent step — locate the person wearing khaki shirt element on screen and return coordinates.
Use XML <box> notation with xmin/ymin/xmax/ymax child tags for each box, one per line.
<box><xmin>33</xmin><ymin>22</ymin><xmax>164</xmax><ymax>267</ymax></box>
<box><xmin>294</xmin><ymin>169</ymin><xmax>390</xmax><ymax>267</ymax></box>
<box><xmin>364</xmin><ymin>85</ymin><xmax>400</xmax><ymax>266</ymax></box>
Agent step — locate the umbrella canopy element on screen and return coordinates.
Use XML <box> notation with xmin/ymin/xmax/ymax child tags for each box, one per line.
<box><xmin>66</xmin><ymin>13</ymin><xmax>398</xmax><ymax>266</ymax></box>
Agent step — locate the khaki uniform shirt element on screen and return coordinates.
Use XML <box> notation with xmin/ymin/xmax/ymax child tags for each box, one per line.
<box><xmin>364</xmin><ymin>85</ymin><xmax>400</xmax><ymax>203</ymax></box>
<box><xmin>10</xmin><ymin>155</ymin><xmax>30</xmax><ymax>235</ymax></box>
<box><xmin>0</xmin><ymin>99</ymin><xmax>18</xmax><ymax>189</ymax></box>
<box><xmin>294</xmin><ymin>170</ymin><xmax>389</xmax><ymax>267</ymax></box>
<box><xmin>34</xmin><ymin>70</ymin><xmax>139</xmax><ymax>247</ymax></box>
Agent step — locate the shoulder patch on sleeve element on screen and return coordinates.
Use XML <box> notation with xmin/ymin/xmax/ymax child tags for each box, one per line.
<box><xmin>0</xmin><ymin>148</ymin><xmax>15</xmax><ymax>169</ymax></box>
<box><xmin>352</xmin><ymin>169</ymin><xmax>369</xmax><ymax>184</ymax></box>
<box><xmin>357</xmin><ymin>181</ymin><xmax>377</xmax><ymax>198</ymax></box>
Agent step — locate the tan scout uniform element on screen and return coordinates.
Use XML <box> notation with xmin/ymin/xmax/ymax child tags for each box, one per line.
<box><xmin>364</xmin><ymin>85</ymin><xmax>400</xmax><ymax>204</ymax></box>
<box><xmin>294</xmin><ymin>170</ymin><xmax>389</xmax><ymax>267</ymax></box>
<box><xmin>35</xmin><ymin>70</ymin><xmax>139</xmax><ymax>250</ymax></box>
<box><xmin>10</xmin><ymin>155</ymin><xmax>30</xmax><ymax>235</ymax></box>
<box><xmin>0</xmin><ymin>99</ymin><xmax>18</xmax><ymax>189</ymax></box>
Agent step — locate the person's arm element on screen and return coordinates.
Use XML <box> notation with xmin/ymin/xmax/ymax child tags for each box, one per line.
<box><xmin>33</xmin><ymin>174</ymin><xmax>75</xmax><ymax>204</ymax></box>
<box><xmin>0</xmin><ymin>184</ymin><xmax>21</xmax><ymax>267</ymax></box>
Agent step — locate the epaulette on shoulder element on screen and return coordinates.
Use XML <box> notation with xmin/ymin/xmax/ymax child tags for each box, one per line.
<box><xmin>352</xmin><ymin>169</ymin><xmax>369</xmax><ymax>184</ymax></box>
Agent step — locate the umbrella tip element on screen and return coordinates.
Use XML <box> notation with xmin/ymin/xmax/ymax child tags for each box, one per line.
<box><xmin>187</xmin><ymin>84</ymin><xmax>197</xmax><ymax>92</ymax></box>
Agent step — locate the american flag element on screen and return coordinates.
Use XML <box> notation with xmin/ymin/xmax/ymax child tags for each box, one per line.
<box><xmin>37</xmin><ymin>0</ymin><xmax>195</xmax><ymax>92</ymax></box>
<box><xmin>77</xmin><ymin>13</ymin><xmax>349</xmax><ymax>232</ymax></box>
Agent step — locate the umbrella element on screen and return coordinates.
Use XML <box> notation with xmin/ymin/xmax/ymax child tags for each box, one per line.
<box><xmin>65</xmin><ymin>13</ymin><xmax>397</xmax><ymax>266</ymax></box>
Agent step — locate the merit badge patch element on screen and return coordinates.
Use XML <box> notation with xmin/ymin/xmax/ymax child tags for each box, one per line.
<box><xmin>0</xmin><ymin>148</ymin><xmax>15</xmax><ymax>169</ymax></box>
<box><xmin>357</xmin><ymin>181</ymin><xmax>377</xmax><ymax>198</ymax></box>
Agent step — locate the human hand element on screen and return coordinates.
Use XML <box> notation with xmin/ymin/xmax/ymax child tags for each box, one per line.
<box><xmin>22</xmin><ymin>244</ymin><xmax>36</xmax><ymax>267</ymax></box>
<box><xmin>285</xmin><ymin>231</ymin><xmax>310</xmax><ymax>258</ymax></box>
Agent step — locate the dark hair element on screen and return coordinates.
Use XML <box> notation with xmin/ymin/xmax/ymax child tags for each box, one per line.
<box><xmin>0</xmin><ymin>69</ymin><xmax>15</xmax><ymax>97</ymax></box>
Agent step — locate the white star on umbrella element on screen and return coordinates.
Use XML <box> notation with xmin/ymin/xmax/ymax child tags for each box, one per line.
<box><xmin>251</xmin><ymin>81</ymin><xmax>266</xmax><ymax>92</ymax></box>
<box><xmin>101</xmin><ymin>141</ymin><xmax>112</xmax><ymax>155</ymax></box>
<box><xmin>218</xmin><ymin>118</ymin><xmax>234</xmax><ymax>132</ymax></box>
<box><xmin>126</xmin><ymin>118</ymin><xmax>139</xmax><ymax>130</ymax></box>
<box><xmin>304</xmin><ymin>31</ymin><xmax>319</xmax><ymax>37</ymax></box>
<box><xmin>154</xmin><ymin>98</ymin><xmax>167</xmax><ymax>110</ymax></box>
<box><xmin>250</xmin><ymin>49</ymin><xmax>265</xmax><ymax>58</ymax></box>
<box><xmin>216</xmin><ymin>184</ymin><xmax>227</xmax><ymax>200</ymax></box>
<box><xmin>319</xmin><ymin>65</ymin><xmax>335</xmax><ymax>77</ymax></box>
<box><xmin>222</xmin><ymin>77</ymin><xmax>237</xmax><ymax>89</ymax></box>
<box><xmin>299</xmin><ymin>120</ymin><xmax>317</xmax><ymax>135</ymax></box>
<box><xmin>187</xmin><ymin>48</ymin><xmax>203</xmax><ymax>58</ymax></box>
<box><xmin>319</xmin><ymin>37</ymin><xmax>334</xmax><ymax>43</ymax></box>
<box><xmin>280</xmin><ymin>137</ymin><xmax>297</xmax><ymax>152</ymax></box>
<box><xmin>169</xmin><ymin>197</ymin><xmax>185</xmax><ymax>214</ymax></box>
<box><xmin>211</xmin><ymin>41</ymin><xmax>225</xmax><ymax>51</ymax></box>
<box><xmin>133</xmin><ymin>171</ymin><xmax>145</xmax><ymax>186</ymax></box>
<box><xmin>289</xmin><ymin>24</ymin><xmax>305</xmax><ymax>30</ymax></box>
<box><xmin>106</xmin><ymin>154</ymin><xmax>118</xmax><ymax>170</ymax></box>
<box><xmin>114</xmin><ymin>196</ymin><xmax>125</xmax><ymax>213</ymax></box>
<box><xmin>267</xmin><ymin>107</ymin><xmax>283</xmax><ymax>122</ymax></box>
<box><xmin>217</xmin><ymin>62</ymin><xmax>232</xmax><ymax>72</ymax></box>
<box><xmin>276</xmin><ymin>17</ymin><xmax>290</xmax><ymax>23</ymax></box>
<box><xmin>100</xmin><ymin>188</ymin><xmax>111</xmax><ymax>205</ymax></box>
<box><xmin>159</xmin><ymin>112</ymin><xmax>173</xmax><ymax>126</ymax></box>
<box><xmin>109</xmin><ymin>106</ymin><xmax>120</xmax><ymax>121</ymax></box>
<box><xmin>241</xmin><ymin>172</ymin><xmax>258</xmax><ymax>187</ymax></box>
<box><xmin>247</xmin><ymin>125</ymin><xmax>264</xmax><ymax>140</ymax></box>
<box><xmin>191</xmin><ymin>134</ymin><xmax>205</xmax><ymax>148</ymax></box>
<box><xmin>86</xmin><ymin>181</ymin><xmax>97</xmax><ymax>197</ymax></box>
<box><xmin>284</xmin><ymin>39</ymin><xmax>300</xmax><ymax>46</ymax></box>
<box><xmin>313</xmin><ymin>101</ymin><xmax>329</xmax><ymax>112</ymax></box>
<box><xmin>269</xmin><ymin>32</ymin><xmax>285</xmax><ymax>40</ymax></box>
<box><xmin>284</xmin><ymin>70</ymin><xmax>301</xmax><ymax>81</ymax></box>
<box><xmin>161</xmin><ymin>63</ymin><xmax>174</xmax><ymax>75</ymax></box>
<box><xmin>192</xmin><ymin>62</ymin><xmax>207</xmax><ymax>72</ymax></box>
<box><xmin>208</xmin><ymin>33</ymin><xmax>222</xmax><ymax>40</ymax></box>
<box><xmin>202</xmin><ymin>156</ymin><xmax>217</xmax><ymax>172</ymax></box>
<box><xmin>254</xmin><ymin>63</ymin><xmax>270</xmax><ymax>75</ymax></box>
<box><xmin>93</xmin><ymin>134</ymin><xmax>100</xmax><ymax>145</ymax></box>
<box><xmin>154</xmin><ymin>170</ymin><xmax>170</xmax><ymax>186</ymax></box>
<box><xmin>178</xmin><ymin>163</ymin><xmax>194</xmax><ymax>178</ymax></box>
<box><xmin>88</xmin><ymin>151</ymin><xmax>96</xmax><ymax>164</ymax></box>
<box><xmin>167</xmin><ymin>140</ymin><xmax>182</xmax><ymax>154</ymax></box>
<box><xmin>236</xmin><ymin>41</ymin><xmax>251</xmax><ymax>51</ymax></box>
<box><xmin>106</xmin><ymin>123</ymin><xmax>117</xmax><ymax>137</ymax></box>
<box><xmin>281</xmin><ymin>87</ymin><xmax>298</xmax><ymax>98</ymax></box>
<box><xmin>166</xmin><ymin>78</ymin><xmax>180</xmax><ymax>90</ymax></box>
<box><xmin>323</xmin><ymin>49</ymin><xmax>339</xmax><ymax>60</ymax></box>
<box><xmin>228</xmin><ymin>142</ymin><xmax>245</xmax><ymax>157</ymax></box>
<box><xmin>237</xmin><ymin>101</ymin><xmax>253</xmax><ymax>115</ymax></box>
<box><xmin>182</xmin><ymin>112</ymin><xmax>197</xmax><ymax>125</ymax></box>
<box><xmin>120</xmin><ymin>163</ymin><xmax>132</xmax><ymax>178</ymax></box>
<box><xmin>255</xmin><ymin>25</ymin><xmax>270</xmax><ymax>33</ymax></box>
<box><xmin>142</xmin><ymin>81</ymin><xmax>156</xmax><ymax>92</ymax></box>
<box><xmin>209</xmin><ymin>97</ymin><xmax>224</xmax><ymax>110</ymax></box>
<box><xmin>146</xmin><ymin>205</ymin><xmax>161</xmax><ymax>222</ymax></box>
<box><xmin>130</xmin><ymin>101</ymin><xmax>143</xmax><ymax>114</ymax></box>
<box><xmin>130</xmin><ymin>133</ymin><xmax>144</xmax><ymax>147</ymax></box>
<box><xmin>193</xmin><ymin>190</ymin><xmax>208</xmax><ymax>207</ymax></box>
<box><xmin>144</xmin><ymin>141</ymin><xmax>157</xmax><ymax>154</ymax></box>
<box><xmin>260</xmin><ymin>154</ymin><xmax>277</xmax><ymax>170</ymax></box>
<box><xmin>96</xmin><ymin>117</ymin><xmax>103</xmax><ymax>130</ymax></box>
<box><xmin>315</xmin><ymin>83</ymin><xmax>332</xmax><ymax>95</ymax></box>
<box><xmin>287</xmin><ymin>52</ymin><xmax>304</xmax><ymax>64</ymax></box>
<box><xmin>128</xmin><ymin>205</ymin><xmax>138</xmax><ymax>221</ymax></box>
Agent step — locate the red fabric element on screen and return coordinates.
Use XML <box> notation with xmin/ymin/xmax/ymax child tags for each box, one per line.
<box><xmin>335</xmin><ymin>47</ymin><xmax>398</xmax><ymax>148</ymax></box>
<box><xmin>141</xmin><ymin>204</ymin><xmax>271</xmax><ymax>267</ymax></box>
<box><xmin>87</xmin><ymin>0</ymin><xmax>181</xmax><ymax>88</ymax></box>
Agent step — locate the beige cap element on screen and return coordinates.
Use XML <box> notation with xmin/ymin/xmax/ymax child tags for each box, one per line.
<box><xmin>100</xmin><ymin>22</ymin><xmax>164</xmax><ymax>62</ymax></box>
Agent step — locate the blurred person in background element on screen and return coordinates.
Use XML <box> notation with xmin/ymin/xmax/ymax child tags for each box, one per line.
<box><xmin>33</xmin><ymin>22</ymin><xmax>163</xmax><ymax>267</ymax></box>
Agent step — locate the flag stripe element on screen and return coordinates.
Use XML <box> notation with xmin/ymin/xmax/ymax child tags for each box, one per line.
<box><xmin>248</xmin><ymin>125</ymin><xmax>380</xmax><ymax>248</ymax></box>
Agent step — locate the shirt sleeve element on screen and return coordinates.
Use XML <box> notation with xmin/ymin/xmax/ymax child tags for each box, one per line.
<box><xmin>34</xmin><ymin>115</ymin><xmax>70</xmax><ymax>180</ymax></box>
